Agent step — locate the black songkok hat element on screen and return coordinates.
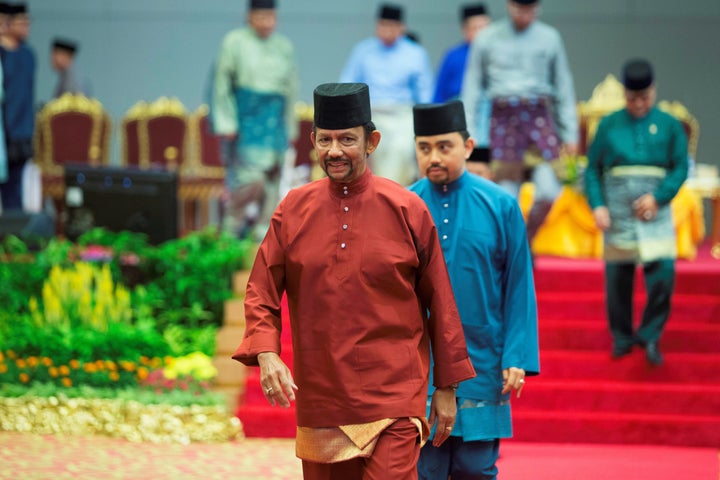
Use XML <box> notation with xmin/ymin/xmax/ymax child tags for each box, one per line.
<box><xmin>461</xmin><ymin>3</ymin><xmax>487</xmax><ymax>21</ymax></box>
<box><xmin>10</xmin><ymin>3</ymin><xmax>28</xmax><ymax>15</ymax></box>
<box><xmin>378</xmin><ymin>3</ymin><xmax>403</xmax><ymax>22</ymax></box>
<box><xmin>314</xmin><ymin>83</ymin><xmax>372</xmax><ymax>130</ymax></box>
<box><xmin>52</xmin><ymin>38</ymin><xmax>78</xmax><ymax>54</ymax></box>
<box><xmin>249</xmin><ymin>0</ymin><xmax>276</xmax><ymax>10</ymax></box>
<box><xmin>468</xmin><ymin>147</ymin><xmax>490</xmax><ymax>164</ymax></box>
<box><xmin>622</xmin><ymin>59</ymin><xmax>654</xmax><ymax>91</ymax></box>
<box><xmin>511</xmin><ymin>0</ymin><xmax>539</xmax><ymax>5</ymax></box>
<box><xmin>413</xmin><ymin>100</ymin><xmax>467</xmax><ymax>136</ymax></box>
<box><xmin>0</xmin><ymin>3</ymin><xmax>12</xmax><ymax>15</ymax></box>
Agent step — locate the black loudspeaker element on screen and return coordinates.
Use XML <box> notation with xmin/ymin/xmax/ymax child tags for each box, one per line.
<box><xmin>0</xmin><ymin>211</ymin><xmax>55</xmax><ymax>249</ymax></box>
<box><xmin>64</xmin><ymin>165</ymin><xmax>178</xmax><ymax>245</ymax></box>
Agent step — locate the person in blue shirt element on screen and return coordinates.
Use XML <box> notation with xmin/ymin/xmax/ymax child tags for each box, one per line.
<box><xmin>0</xmin><ymin>2</ymin><xmax>35</xmax><ymax>212</ymax></box>
<box><xmin>410</xmin><ymin>100</ymin><xmax>539</xmax><ymax>480</ymax></box>
<box><xmin>340</xmin><ymin>3</ymin><xmax>434</xmax><ymax>186</ymax></box>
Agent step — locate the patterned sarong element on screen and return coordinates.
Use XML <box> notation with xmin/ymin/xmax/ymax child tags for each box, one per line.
<box><xmin>603</xmin><ymin>166</ymin><xmax>677</xmax><ymax>262</ymax></box>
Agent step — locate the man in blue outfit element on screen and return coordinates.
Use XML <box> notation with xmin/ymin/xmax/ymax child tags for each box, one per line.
<box><xmin>340</xmin><ymin>3</ymin><xmax>434</xmax><ymax>186</ymax></box>
<box><xmin>434</xmin><ymin>4</ymin><xmax>491</xmax><ymax>146</ymax></box>
<box><xmin>0</xmin><ymin>2</ymin><xmax>35</xmax><ymax>211</ymax></box>
<box><xmin>409</xmin><ymin>100</ymin><xmax>540</xmax><ymax>480</ymax></box>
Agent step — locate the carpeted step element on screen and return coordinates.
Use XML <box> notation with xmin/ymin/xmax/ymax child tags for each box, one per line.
<box><xmin>539</xmin><ymin>319</ymin><xmax>720</xmax><ymax>353</ymax></box>
<box><xmin>539</xmin><ymin>350</ymin><xmax>720</xmax><ymax>383</ymax></box>
<box><xmin>533</xmin><ymin>258</ymin><xmax>720</xmax><ymax>296</ymax></box>
<box><xmin>536</xmin><ymin>291</ymin><xmax>720</xmax><ymax>321</ymax></box>
<box><xmin>513</xmin><ymin>379</ymin><xmax>720</xmax><ymax>416</ymax></box>
<box><xmin>235</xmin><ymin>404</ymin><xmax>296</xmax><ymax>438</ymax></box>
<box><xmin>512</xmin><ymin>409</ymin><xmax>720</xmax><ymax>448</ymax></box>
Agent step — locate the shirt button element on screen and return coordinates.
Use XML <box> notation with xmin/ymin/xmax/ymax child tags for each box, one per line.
<box><xmin>341</xmin><ymin>243</ymin><xmax>346</xmax><ymax>249</ymax></box>
<box><xmin>343</xmin><ymin>224</ymin><xmax>348</xmax><ymax>230</ymax></box>
<box><xmin>443</xmin><ymin>203</ymin><xmax>449</xmax><ymax>208</ymax></box>
<box><xmin>443</xmin><ymin>219</ymin><xmax>449</xmax><ymax>224</ymax></box>
<box><xmin>442</xmin><ymin>235</ymin><xmax>448</xmax><ymax>240</ymax></box>
<box><xmin>344</xmin><ymin>207</ymin><xmax>349</xmax><ymax>212</ymax></box>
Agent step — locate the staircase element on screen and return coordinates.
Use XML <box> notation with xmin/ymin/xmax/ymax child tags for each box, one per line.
<box><xmin>226</xmin><ymin>252</ymin><xmax>720</xmax><ymax>447</ymax></box>
<box><xmin>512</xmin><ymin>255</ymin><xmax>720</xmax><ymax>448</ymax></box>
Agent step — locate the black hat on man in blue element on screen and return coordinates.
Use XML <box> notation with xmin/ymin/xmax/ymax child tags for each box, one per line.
<box><xmin>413</xmin><ymin>100</ymin><xmax>467</xmax><ymax>136</ymax></box>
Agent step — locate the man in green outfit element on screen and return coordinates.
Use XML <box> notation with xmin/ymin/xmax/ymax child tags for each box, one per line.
<box><xmin>585</xmin><ymin>59</ymin><xmax>689</xmax><ymax>366</ymax></box>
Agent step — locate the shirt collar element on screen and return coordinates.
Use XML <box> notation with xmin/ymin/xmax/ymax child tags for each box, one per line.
<box><xmin>327</xmin><ymin>166</ymin><xmax>373</xmax><ymax>199</ymax></box>
<box><xmin>430</xmin><ymin>170</ymin><xmax>468</xmax><ymax>194</ymax></box>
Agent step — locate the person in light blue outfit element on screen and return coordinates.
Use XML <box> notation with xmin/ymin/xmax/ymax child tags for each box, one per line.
<box><xmin>211</xmin><ymin>0</ymin><xmax>298</xmax><ymax>240</ymax></box>
<box><xmin>410</xmin><ymin>100</ymin><xmax>539</xmax><ymax>480</ymax></box>
<box><xmin>434</xmin><ymin>3</ymin><xmax>492</xmax><ymax>147</ymax></box>
<box><xmin>340</xmin><ymin>3</ymin><xmax>434</xmax><ymax>186</ymax></box>
<box><xmin>461</xmin><ymin>0</ymin><xmax>578</xmax><ymax>245</ymax></box>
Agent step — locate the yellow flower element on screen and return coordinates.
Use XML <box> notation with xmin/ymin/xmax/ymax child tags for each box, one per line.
<box><xmin>61</xmin><ymin>377</ymin><xmax>72</xmax><ymax>388</ymax></box>
<box><xmin>19</xmin><ymin>373</ymin><xmax>29</xmax><ymax>383</ymax></box>
<box><xmin>109</xmin><ymin>371</ymin><xmax>120</xmax><ymax>381</ymax></box>
<box><xmin>120</xmin><ymin>360</ymin><xmax>136</xmax><ymax>372</ymax></box>
<box><xmin>59</xmin><ymin>365</ymin><xmax>70</xmax><ymax>376</ymax></box>
<box><xmin>49</xmin><ymin>367</ymin><xmax>59</xmax><ymax>378</ymax></box>
<box><xmin>106</xmin><ymin>360</ymin><xmax>117</xmax><ymax>371</ymax></box>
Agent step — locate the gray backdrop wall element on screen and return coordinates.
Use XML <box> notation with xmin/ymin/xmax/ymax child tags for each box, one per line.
<box><xmin>27</xmin><ymin>0</ymin><xmax>720</xmax><ymax>169</ymax></box>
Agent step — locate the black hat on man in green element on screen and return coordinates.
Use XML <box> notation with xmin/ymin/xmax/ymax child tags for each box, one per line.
<box><xmin>413</xmin><ymin>100</ymin><xmax>467</xmax><ymax>136</ymax></box>
<box><xmin>314</xmin><ymin>83</ymin><xmax>372</xmax><ymax>130</ymax></box>
<box><xmin>250</xmin><ymin>0</ymin><xmax>275</xmax><ymax>9</ymax></box>
<box><xmin>622</xmin><ymin>59</ymin><xmax>654</xmax><ymax>91</ymax></box>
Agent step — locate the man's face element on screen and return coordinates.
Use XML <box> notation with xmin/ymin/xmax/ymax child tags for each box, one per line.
<box><xmin>9</xmin><ymin>13</ymin><xmax>30</xmax><ymax>41</ymax></box>
<box><xmin>466</xmin><ymin>161</ymin><xmax>493</xmax><ymax>180</ymax></box>
<box><xmin>415</xmin><ymin>132</ymin><xmax>473</xmax><ymax>185</ymax></box>
<box><xmin>462</xmin><ymin>15</ymin><xmax>490</xmax><ymax>43</ymax></box>
<box><xmin>507</xmin><ymin>1</ymin><xmax>539</xmax><ymax>32</ymax></box>
<box><xmin>51</xmin><ymin>48</ymin><xmax>72</xmax><ymax>72</ymax></box>
<box><xmin>625</xmin><ymin>85</ymin><xmax>656</xmax><ymax>119</ymax></box>
<box><xmin>375</xmin><ymin>19</ymin><xmax>404</xmax><ymax>46</ymax></box>
<box><xmin>312</xmin><ymin>125</ymin><xmax>380</xmax><ymax>183</ymax></box>
<box><xmin>248</xmin><ymin>9</ymin><xmax>277</xmax><ymax>39</ymax></box>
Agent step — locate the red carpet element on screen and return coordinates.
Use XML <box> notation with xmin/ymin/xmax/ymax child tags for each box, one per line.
<box><xmin>236</xmin><ymin>243</ymin><xmax>720</xmax><ymax>448</ymax></box>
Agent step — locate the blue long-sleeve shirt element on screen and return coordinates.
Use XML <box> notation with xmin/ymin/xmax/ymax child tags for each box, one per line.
<box><xmin>340</xmin><ymin>36</ymin><xmax>433</xmax><ymax>106</ymax></box>
<box><xmin>1</xmin><ymin>43</ymin><xmax>35</xmax><ymax>142</ymax></box>
<box><xmin>410</xmin><ymin>171</ymin><xmax>539</xmax><ymax>440</ymax></box>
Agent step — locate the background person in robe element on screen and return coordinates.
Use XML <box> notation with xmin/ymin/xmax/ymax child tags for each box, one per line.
<box><xmin>409</xmin><ymin>100</ymin><xmax>539</xmax><ymax>480</ymax></box>
<box><xmin>466</xmin><ymin>146</ymin><xmax>493</xmax><ymax>180</ymax></box>
<box><xmin>585</xmin><ymin>59</ymin><xmax>688</xmax><ymax>366</ymax></box>
<box><xmin>0</xmin><ymin>2</ymin><xmax>35</xmax><ymax>212</ymax></box>
<box><xmin>50</xmin><ymin>37</ymin><xmax>92</xmax><ymax>99</ymax></box>
<box><xmin>233</xmin><ymin>83</ymin><xmax>475</xmax><ymax>480</ymax></box>
<box><xmin>433</xmin><ymin>3</ymin><xmax>491</xmax><ymax>146</ymax></box>
<box><xmin>461</xmin><ymin>0</ymin><xmax>578</xmax><ymax>246</ymax></box>
<box><xmin>211</xmin><ymin>0</ymin><xmax>298</xmax><ymax>240</ymax></box>
<box><xmin>340</xmin><ymin>3</ymin><xmax>433</xmax><ymax>187</ymax></box>
<box><xmin>0</xmin><ymin>2</ymin><xmax>9</xmax><ymax>194</ymax></box>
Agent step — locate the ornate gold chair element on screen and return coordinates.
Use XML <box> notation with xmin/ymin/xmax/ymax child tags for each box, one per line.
<box><xmin>523</xmin><ymin>74</ymin><xmax>704</xmax><ymax>260</ymax></box>
<box><xmin>120</xmin><ymin>101</ymin><xmax>147</xmax><ymax>169</ymax></box>
<box><xmin>34</xmin><ymin>93</ymin><xmax>112</xmax><ymax>202</ymax></box>
<box><xmin>180</xmin><ymin>104</ymin><xmax>226</xmax><ymax>230</ymax></box>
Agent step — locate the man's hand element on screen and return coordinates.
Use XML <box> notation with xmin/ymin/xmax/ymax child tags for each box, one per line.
<box><xmin>257</xmin><ymin>352</ymin><xmax>297</xmax><ymax>408</ymax></box>
<box><xmin>633</xmin><ymin>193</ymin><xmax>658</xmax><ymax>222</ymax></box>
<box><xmin>502</xmin><ymin>367</ymin><xmax>526</xmax><ymax>398</ymax></box>
<box><xmin>593</xmin><ymin>206</ymin><xmax>611</xmax><ymax>231</ymax></box>
<box><xmin>428</xmin><ymin>386</ymin><xmax>457</xmax><ymax>447</ymax></box>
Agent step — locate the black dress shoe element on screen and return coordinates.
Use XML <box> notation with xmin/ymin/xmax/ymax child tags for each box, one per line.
<box><xmin>645</xmin><ymin>342</ymin><xmax>663</xmax><ymax>366</ymax></box>
<box><xmin>611</xmin><ymin>343</ymin><xmax>633</xmax><ymax>359</ymax></box>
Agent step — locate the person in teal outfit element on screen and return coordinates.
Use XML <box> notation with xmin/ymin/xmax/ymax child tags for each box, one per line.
<box><xmin>211</xmin><ymin>0</ymin><xmax>298</xmax><ymax>240</ymax></box>
<box><xmin>409</xmin><ymin>100</ymin><xmax>539</xmax><ymax>480</ymax></box>
<box><xmin>585</xmin><ymin>59</ymin><xmax>689</xmax><ymax>366</ymax></box>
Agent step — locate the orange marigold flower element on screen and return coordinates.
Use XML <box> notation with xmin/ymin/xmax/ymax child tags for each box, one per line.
<box><xmin>69</xmin><ymin>359</ymin><xmax>80</xmax><ymax>369</ymax></box>
<box><xmin>84</xmin><ymin>363</ymin><xmax>97</xmax><ymax>373</ymax></box>
<box><xmin>120</xmin><ymin>361</ymin><xmax>136</xmax><ymax>372</ymax></box>
<box><xmin>42</xmin><ymin>357</ymin><xmax>53</xmax><ymax>367</ymax></box>
<box><xmin>27</xmin><ymin>357</ymin><xmax>38</xmax><ymax>368</ymax></box>
<box><xmin>136</xmin><ymin>367</ymin><xmax>149</xmax><ymax>381</ymax></box>
<box><xmin>7</xmin><ymin>350</ymin><xmax>16</xmax><ymax>359</ymax></box>
<box><xmin>61</xmin><ymin>377</ymin><xmax>72</xmax><ymax>387</ymax></box>
<box><xmin>59</xmin><ymin>365</ymin><xmax>70</xmax><ymax>376</ymax></box>
<box><xmin>0</xmin><ymin>364</ymin><xmax>7</xmax><ymax>374</ymax></box>
<box><xmin>106</xmin><ymin>361</ymin><xmax>117</xmax><ymax>371</ymax></box>
<box><xmin>140</xmin><ymin>356</ymin><xmax>150</xmax><ymax>365</ymax></box>
<box><xmin>109</xmin><ymin>371</ymin><xmax>120</xmax><ymax>381</ymax></box>
<box><xmin>95</xmin><ymin>360</ymin><xmax>105</xmax><ymax>370</ymax></box>
<box><xmin>0</xmin><ymin>351</ymin><xmax>5</xmax><ymax>362</ymax></box>
<box><xmin>19</xmin><ymin>373</ymin><xmax>29</xmax><ymax>383</ymax></box>
<box><xmin>49</xmin><ymin>367</ymin><xmax>59</xmax><ymax>377</ymax></box>
<box><xmin>15</xmin><ymin>359</ymin><xmax>27</xmax><ymax>369</ymax></box>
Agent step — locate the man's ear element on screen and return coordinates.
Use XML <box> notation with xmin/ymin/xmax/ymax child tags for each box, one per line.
<box><xmin>366</xmin><ymin>130</ymin><xmax>382</xmax><ymax>155</ymax></box>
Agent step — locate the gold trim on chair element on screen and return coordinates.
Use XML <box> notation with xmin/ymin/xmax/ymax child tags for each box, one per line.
<box><xmin>186</xmin><ymin>104</ymin><xmax>224</xmax><ymax>180</ymax></box>
<box><xmin>577</xmin><ymin>74</ymin><xmax>626</xmax><ymax>150</ymax></box>
<box><xmin>657</xmin><ymin>100</ymin><xmax>700</xmax><ymax>159</ymax></box>
<box><xmin>120</xmin><ymin>101</ymin><xmax>148</xmax><ymax>168</ymax></box>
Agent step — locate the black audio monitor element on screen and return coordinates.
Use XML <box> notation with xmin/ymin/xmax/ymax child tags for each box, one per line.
<box><xmin>64</xmin><ymin>165</ymin><xmax>178</xmax><ymax>244</ymax></box>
